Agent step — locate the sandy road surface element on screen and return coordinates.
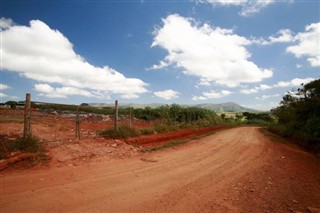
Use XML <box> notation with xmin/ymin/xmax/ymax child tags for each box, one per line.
<box><xmin>1</xmin><ymin>127</ymin><xmax>319</xmax><ymax>213</ymax></box>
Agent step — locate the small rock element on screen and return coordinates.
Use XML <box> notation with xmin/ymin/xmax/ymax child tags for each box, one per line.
<box><xmin>282</xmin><ymin>156</ymin><xmax>286</xmax><ymax>159</ymax></box>
<box><xmin>68</xmin><ymin>164</ymin><xmax>73</xmax><ymax>167</ymax></box>
<box><xmin>57</xmin><ymin>158</ymin><xmax>64</xmax><ymax>163</ymax></box>
<box><xmin>292</xmin><ymin>200</ymin><xmax>298</xmax><ymax>204</ymax></box>
<box><xmin>111</xmin><ymin>143</ymin><xmax>117</xmax><ymax>147</ymax></box>
<box><xmin>267</xmin><ymin>180</ymin><xmax>273</xmax><ymax>185</ymax></box>
<box><xmin>308</xmin><ymin>207</ymin><xmax>320</xmax><ymax>213</ymax></box>
<box><xmin>249</xmin><ymin>189</ymin><xmax>255</xmax><ymax>192</ymax></box>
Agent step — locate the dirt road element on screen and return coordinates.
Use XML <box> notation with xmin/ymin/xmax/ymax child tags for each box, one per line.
<box><xmin>1</xmin><ymin>127</ymin><xmax>319</xmax><ymax>213</ymax></box>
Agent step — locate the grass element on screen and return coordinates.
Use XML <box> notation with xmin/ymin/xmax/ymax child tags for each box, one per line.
<box><xmin>98</xmin><ymin>125</ymin><xmax>139</xmax><ymax>139</ymax></box>
<box><xmin>146</xmin><ymin>129</ymin><xmax>220</xmax><ymax>152</ymax></box>
<box><xmin>147</xmin><ymin>139</ymin><xmax>190</xmax><ymax>152</ymax></box>
<box><xmin>139</xmin><ymin>128</ymin><xmax>154</xmax><ymax>135</ymax></box>
<box><xmin>0</xmin><ymin>134</ymin><xmax>47</xmax><ymax>162</ymax></box>
<box><xmin>259</xmin><ymin>128</ymin><xmax>289</xmax><ymax>144</ymax></box>
<box><xmin>262</xmin><ymin>126</ymin><xmax>320</xmax><ymax>157</ymax></box>
<box><xmin>154</xmin><ymin>123</ymin><xmax>177</xmax><ymax>133</ymax></box>
<box><xmin>0</xmin><ymin>116</ymin><xmax>24</xmax><ymax>123</ymax></box>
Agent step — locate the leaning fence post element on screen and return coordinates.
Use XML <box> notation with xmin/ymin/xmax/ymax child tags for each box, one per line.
<box><xmin>23</xmin><ymin>93</ymin><xmax>31</xmax><ymax>138</ymax></box>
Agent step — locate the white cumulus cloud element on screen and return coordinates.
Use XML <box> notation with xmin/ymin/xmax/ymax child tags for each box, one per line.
<box><xmin>254</xmin><ymin>28</ymin><xmax>294</xmax><ymax>45</ymax></box>
<box><xmin>0</xmin><ymin>83</ymin><xmax>12</xmax><ymax>99</ymax></box>
<box><xmin>153</xmin><ymin>89</ymin><xmax>180</xmax><ymax>100</ymax></box>
<box><xmin>196</xmin><ymin>0</ymin><xmax>276</xmax><ymax>16</ymax></box>
<box><xmin>1</xmin><ymin>18</ymin><xmax>148</xmax><ymax>99</ymax></box>
<box><xmin>256</xmin><ymin>84</ymin><xmax>272</xmax><ymax>90</ymax></box>
<box><xmin>150</xmin><ymin>14</ymin><xmax>272</xmax><ymax>88</ymax></box>
<box><xmin>240</xmin><ymin>88</ymin><xmax>258</xmax><ymax>94</ymax></box>
<box><xmin>0</xmin><ymin>18</ymin><xmax>14</xmax><ymax>30</ymax></box>
<box><xmin>273</xmin><ymin>77</ymin><xmax>315</xmax><ymax>88</ymax></box>
<box><xmin>255</xmin><ymin>93</ymin><xmax>280</xmax><ymax>100</ymax></box>
<box><xmin>239</xmin><ymin>0</ymin><xmax>275</xmax><ymax>17</ymax></box>
<box><xmin>34</xmin><ymin>83</ymin><xmax>109</xmax><ymax>99</ymax></box>
<box><xmin>192</xmin><ymin>90</ymin><xmax>232</xmax><ymax>100</ymax></box>
<box><xmin>0</xmin><ymin>83</ymin><xmax>11</xmax><ymax>90</ymax></box>
<box><xmin>286</xmin><ymin>22</ymin><xmax>320</xmax><ymax>67</ymax></box>
<box><xmin>0</xmin><ymin>92</ymin><xmax>8</xmax><ymax>98</ymax></box>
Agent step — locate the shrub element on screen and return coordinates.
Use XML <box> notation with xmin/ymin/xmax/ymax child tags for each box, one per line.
<box><xmin>98</xmin><ymin>126</ymin><xmax>139</xmax><ymax>139</ymax></box>
<box><xmin>154</xmin><ymin>124</ymin><xmax>176</xmax><ymax>133</ymax></box>
<box><xmin>140</xmin><ymin>128</ymin><xmax>154</xmax><ymax>135</ymax></box>
<box><xmin>13</xmin><ymin>135</ymin><xmax>44</xmax><ymax>153</ymax></box>
<box><xmin>0</xmin><ymin>134</ymin><xmax>45</xmax><ymax>160</ymax></box>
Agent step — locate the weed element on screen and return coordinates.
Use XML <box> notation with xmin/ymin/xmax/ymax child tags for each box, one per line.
<box><xmin>0</xmin><ymin>116</ymin><xmax>24</xmax><ymax>123</ymax></box>
<box><xmin>140</xmin><ymin>128</ymin><xmax>154</xmax><ymax>135</ymax></box>
<box><xmin>147</xmin><ymin>139</ymin><xmax>189</xmax><ymax>152</ymax></box>
<box><xmin>98</xmin><ymin>125</ymin><xmax>139</xmax><ymax>139</ymax></box>
<box><xmin>154</xmin><ymin>124</ymin><xmax>176</xmax><ymax>133</ymax></box>
<box><xmin>0</xmin><ymin>134</ymin><xmax>46</xmax><ymax>161</ymax></box>
<box><xmin>146</xmin><ymin>129</ymin><xmax>219</xmax><ymax>152</ymax></box>
<box><xmin>13</xmin><ymin>135</ymin><xmax>44</xmax><ymax>153</ymax></box>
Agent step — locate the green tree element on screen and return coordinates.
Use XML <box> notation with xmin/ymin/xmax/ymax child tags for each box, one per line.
<box><xmin>5</xmin><ymin>101</ymin><xmax>17</xmax><ymax>108</ymax></box>
<box><xmin>271</xmin><ymin>78</ymin><xmax>320</xmax><ymax>152</ymax></box>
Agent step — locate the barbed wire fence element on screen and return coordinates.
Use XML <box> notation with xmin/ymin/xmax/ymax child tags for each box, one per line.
<box><xmin>17</xmin><ymin>96</ymin><xmax>136</xmax><ymax>147</ymax></box>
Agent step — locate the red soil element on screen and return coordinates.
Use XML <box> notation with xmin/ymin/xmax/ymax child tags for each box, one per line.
<box><xmin>125</xmin><ymin>126</ymin><xmax>227</xmax><ymax>148</ymax></box>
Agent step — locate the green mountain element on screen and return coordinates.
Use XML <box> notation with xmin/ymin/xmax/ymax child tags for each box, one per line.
<box><xmin>194</xmin><ymin>102</ymin><xmax>260</xmax><ymax>113</ymax></box>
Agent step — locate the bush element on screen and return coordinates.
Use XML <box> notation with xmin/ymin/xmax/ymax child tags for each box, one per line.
<box><xmin>154</xmin><ymin>124</ymin><xmax>177</xmax><ymax>133</ymax></box>
<box><xmin>13</xmin><ymin>135</ymin><xmax>44</xmax><ymax>153</ymax></box>
<box><xmin>270</xmin><ymin>78</ymin><xmax>320</xmax><ymax>154</ymax></box>
<box><xmin>0</xmin><ymin>134</ymin><xmax>44</xmax><ymax>160</ymax></box>
<box><xmin>98</xmin><ymin>126</ymin><xmax>139</xmax><ymax>139</ymax></box>
<box><xmin>140</xmin><ymin>128</ymin><xmax>154</xmax><ymax>135</ymax></box>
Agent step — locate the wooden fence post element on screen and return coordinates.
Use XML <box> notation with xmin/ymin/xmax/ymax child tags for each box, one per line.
<box><xmin>76</xmin><ymin>106</ymin><xmax>81</xmax><ymax>140</ymax></box>
<box><xmin>129</xmin><ymin>107</ymin><xmax>132</xmax><ymax>128</ymax></box>
<box><xmin>114</xmin><ymin>100</ymin><xmax>118</xmax><ymax>131</ymax></box>
<box><xmin>23</xmin><ymin>93</ymin><xmax>31</xmax><ymax>138</ymax></box>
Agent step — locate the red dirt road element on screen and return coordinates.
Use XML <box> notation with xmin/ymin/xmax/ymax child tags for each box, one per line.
<box><xmin>1</xmin><ymin>127</ymin><xmax>320</xmax><ymax>213</ymax></box>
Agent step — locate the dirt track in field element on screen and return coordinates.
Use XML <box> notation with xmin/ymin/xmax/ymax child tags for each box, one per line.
<box><xmin>1</xmin><ymin>127</ymin><xmax>320</xmax><ymax>213</ymax></box>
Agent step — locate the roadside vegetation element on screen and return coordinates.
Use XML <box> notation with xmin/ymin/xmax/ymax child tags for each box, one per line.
<box><xmin>269</xmin><ymin>78</ymin><xmax>320</xmax><ymax>154</ymax></box>
<box><xmin>0</xmin><ymin>134</ymin><xmax>46</xmax><ymax>161</ymax></box>
<box><xmin>97</xmin><ymin>104</ymin><xmax>275</xmax><ymax>139</ymax></box>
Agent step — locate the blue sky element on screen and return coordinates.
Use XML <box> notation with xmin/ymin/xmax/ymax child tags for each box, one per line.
<box><xmin>1</xmin><ymin>0</ymin><xmax>319</xmax><ymax>110</ymax></box>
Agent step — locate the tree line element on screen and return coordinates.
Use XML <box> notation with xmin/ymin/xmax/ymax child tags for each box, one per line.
<box><xmin>270</xmin><ymin>78</ymin><xmax>320</xmax><ymax>153</ymax></box>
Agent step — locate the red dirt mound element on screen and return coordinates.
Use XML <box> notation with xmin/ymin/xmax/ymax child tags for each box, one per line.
<box><xmin>125</xmin><ymin>126</ymin><xmax>227</xmax><ymax>148</ymax></box>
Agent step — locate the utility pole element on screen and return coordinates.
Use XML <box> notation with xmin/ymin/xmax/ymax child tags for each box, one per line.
<box><xmin>23</xmin><ymin>93</ymin><xmax>31</xmax><ymax>138</ymax></box>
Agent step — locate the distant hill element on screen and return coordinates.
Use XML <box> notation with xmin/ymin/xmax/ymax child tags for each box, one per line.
<box><xmin>194</xmin><ymin>102</ymin><xmax>260</xmax><ymax>113</ymax></box>
<box><xmin>89</xmin><ymin>103</ymin><xmax>164</xmax><ymax>109</ymax></box>
<box><xmin>89</xmin><ymin>102</ymin><xmax>260</xmax><ymax>113</ymax></box>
